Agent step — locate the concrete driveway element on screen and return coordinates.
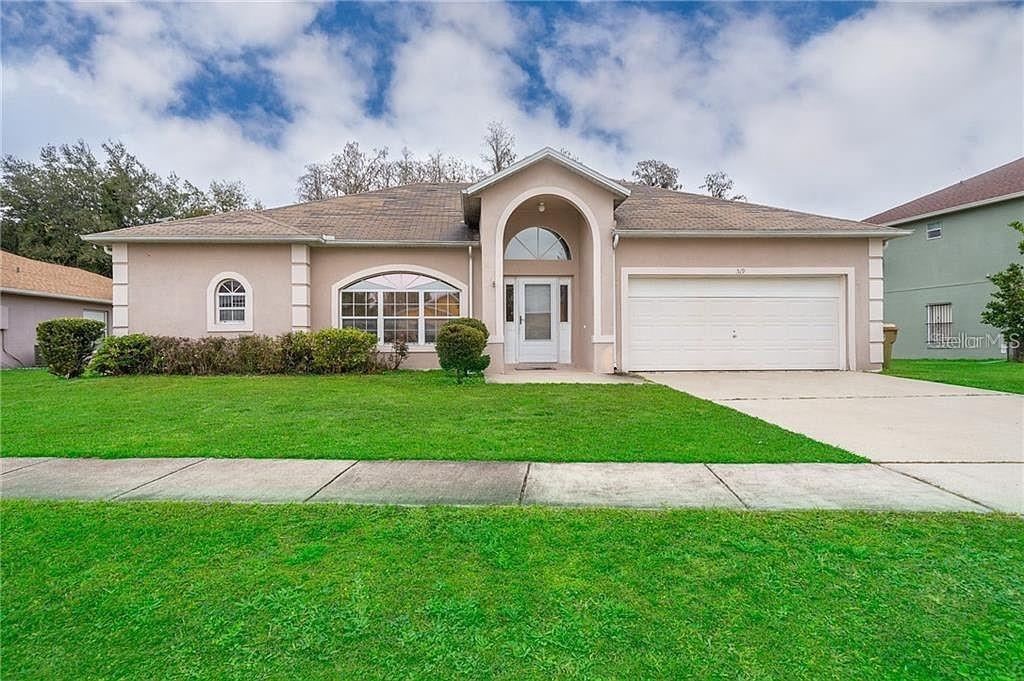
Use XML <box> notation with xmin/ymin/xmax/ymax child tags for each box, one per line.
<box><xmin>643</xmin><ymin>371</ymin><xmax>1023</xmax><ymax>513</ymax></box>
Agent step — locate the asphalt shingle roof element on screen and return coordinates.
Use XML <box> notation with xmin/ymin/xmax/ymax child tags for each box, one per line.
<box><xmin>85</xmin><ymin>180</ymin><xmax>895</xmax><ymax>243</ymax></box>
<box><xmin>865</xmin><ymin>157</ymin><xmax>1024</xmax><ymax>225</ymax></box>
<box><xmin>1</xmin><ymin>250</ymin><xmax>112</xmax><ymax>301</ymax></box>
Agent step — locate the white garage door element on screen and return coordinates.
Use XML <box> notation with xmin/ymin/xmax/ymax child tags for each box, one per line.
<box><xmin>626</xmin><ymin>276</ymin><xmax>844</xmax><ymax>371</ymax></box>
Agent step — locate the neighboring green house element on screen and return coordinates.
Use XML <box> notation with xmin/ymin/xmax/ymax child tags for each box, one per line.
<box><xmin>866</xmin><ymin>158</ymin><xmax>1024</xmax><ymax>359</ymax></box>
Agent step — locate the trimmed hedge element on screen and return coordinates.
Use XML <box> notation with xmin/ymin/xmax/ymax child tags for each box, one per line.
<box><xmin>88</xmin><ymin>328</ymin><xmax>399</xmax><ymax>376</ymax></box>
<box><xmin>88</xmin><ymin>334</ymin><xmax>155</xmax><ymax>376</ymax></box>
<box><xmin>36</xmin><ymin>318</ymin><xmax>106</xmax><ymax>378</ymax></box>
<box><xmin>311</xmin><ymin>328</ymin><xmax>377</xmax><ymax>374</ymax></box>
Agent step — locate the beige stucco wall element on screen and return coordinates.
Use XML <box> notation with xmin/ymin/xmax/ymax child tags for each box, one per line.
<box><xmin>614</xmin><ymin>237</ymin><xmax>876</xmax><ymax>370</ymax></box>
<box><xmin>125</xmin><ymin>243</ymin><xmax>481</xmax><ymax>369</ymax></box>
<box><xmin>127</xmin><ymin>243</ymin><xmax>293</xmax><ymax>337</ymax></box>
<box><xmin>476</xmin><ymin>158</ymin><xmax>618</xmax><ymax>371</ymax></box>
<box><xmin>0</xmin><ymin>292</ymin><xmax>111</xmax><ymax>367</ymax></box>
<box><xmin>309</xmin><ymin>246</ymin><xmax>481</xmax><ymax>370</ymax></box>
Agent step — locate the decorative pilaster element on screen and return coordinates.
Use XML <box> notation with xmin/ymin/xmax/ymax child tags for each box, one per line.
<box><xmin>111</xmin><ymin>243</ymin><xmax>129</xmax><ymax>336</ymax></box>
<box><xmin>868</xmin><ymin>238</ymin><xmax>884</xmax><ymax>365</ymax></box>
<box><xmin>290</xmin><ymin>244</ymin><xmax>311</xmax><ymax>331</ymax></box>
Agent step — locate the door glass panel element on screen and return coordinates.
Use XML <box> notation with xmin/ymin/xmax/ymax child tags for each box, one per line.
<box><xmin>524</xmin><ymin>284</ymin><xmax>552</xmax><ymax>340</ymax></box>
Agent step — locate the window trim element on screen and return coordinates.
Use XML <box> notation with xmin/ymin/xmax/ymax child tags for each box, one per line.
<box><xmin>505</xmin><ymin>226</ymin><xmax>572</xmax><ymax>261</ymax></box>
<box><xmin>330</xmin><ymin>265</ymin><xmax>471</xmax><ymax>348</ymax></box>
<box><xmin>925</xmin><ymin>221</ymin><xmax>942</xmax><ymax>240</ymax></box>
<box><xmin>206</xmin><ymin>271</ymin><xmax>253</xmax><ymax>332</ymax></box>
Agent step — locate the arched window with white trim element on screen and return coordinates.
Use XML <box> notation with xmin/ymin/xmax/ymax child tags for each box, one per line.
<box><xmin>339</xmin><ymin>272</ymin><xmax>461</xmax><ymax>345</ymax></box>
<box><xmin>505</xmin><ymin>227</ymin><xmax>571</xmax><ymax>260</ymax></box>
<box><xmin>207</xmin><ymin>272</ymin><xmax>253</xmax><ymax>332</ymax></box>
<box><xmin>216</xmin><ymin>279</ymin><xmax>247</xmax><ymax>323</ymax></box>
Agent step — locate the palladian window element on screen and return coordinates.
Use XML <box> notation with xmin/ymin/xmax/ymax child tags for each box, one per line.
<box><xmin>340</xmin><ymin>272</ymin><xmax>461</xmax><ymax>345</ymax></box>
<box><xmin>505</xmin><ymin>227</ymin><xmax>571</xmax><ymax>260</ymax></box>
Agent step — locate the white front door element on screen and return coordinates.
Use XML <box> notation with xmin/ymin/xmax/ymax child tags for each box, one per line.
<box><xmin>505</xmin><ymin>277</ymin><xmax>560</xmax><ymax>363</ymax></box>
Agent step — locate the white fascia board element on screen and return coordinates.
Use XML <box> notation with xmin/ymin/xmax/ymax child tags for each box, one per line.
<box><xmin>1</xmin><ymin>287</ymin><xmax>112</xmax><ymax>305</ymax></box>
<box><xmin>613</xmin><ymin>228</ymin><xmax>912</xmax><ymax>239</ymax></box>
<box><xmin>81</xmin><ymin>234</ymin><xmax>319</xmax><ymax>244</ymax></box>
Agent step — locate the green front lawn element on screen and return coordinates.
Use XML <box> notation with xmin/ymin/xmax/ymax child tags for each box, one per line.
<box><xmin>0</xmin><ymin>369</ymin><xmax>858</xmax><ymax>463</ymax></box>
<box><xmin>885</xmin><ymin>358</ymin><xmax>1024</xmax><ymax>394</ymax></box>
<box><xmin>2</xmin><ymin>501</ymin><xmax>1021</xmax><ymax>679</ymax></box>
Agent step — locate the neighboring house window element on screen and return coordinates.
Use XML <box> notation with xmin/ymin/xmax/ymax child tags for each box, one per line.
<box><xmin>206</xmin><ymin>272</ymin><xmax>253</xmax><ymax>332</ymax></box>
<box><xmin>926</xmin><ymin>222</ymin><xmax>942</xmax><ymax>240</ymax></box>
<box><xmin>505</xmin><ymin>227</ymin><xmax>571</xmax><ymax>260</ymax></box>
<box><xmin>216</xmin><ymin>279</ymin><xmax>247</xmax><ymax>323</ymax></box>
<box><xmin>340</xmin><ymin>272</ymin><xmax>461</xmax><ymax>345</ymax></box>
<box><xmin>82</xmin><ymin>309</ymin><xmax>108</xmax><ymax>336</ymax></box>
<box><xmin>926</xmin><ymin>303</ymin><xmax>953</xmax><ymax>345</ymax></box>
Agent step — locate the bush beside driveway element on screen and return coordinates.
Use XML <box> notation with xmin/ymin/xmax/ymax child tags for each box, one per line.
<box><xmin>0</xmin><ymin>369</ymin><xmax>860</xmax><ymax>463</ymax></box>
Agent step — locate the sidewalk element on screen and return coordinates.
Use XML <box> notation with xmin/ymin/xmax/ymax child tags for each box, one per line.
<box><xmin>3</xmin><ymin>457</ymin><xmax>1017</xmax><ymax>512</ymax></box>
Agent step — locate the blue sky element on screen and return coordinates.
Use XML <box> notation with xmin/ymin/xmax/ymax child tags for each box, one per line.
<box><xmin>2</xmin><ymin>1</ymin><xmax>1021</xmax><ymax>217</ymax></box>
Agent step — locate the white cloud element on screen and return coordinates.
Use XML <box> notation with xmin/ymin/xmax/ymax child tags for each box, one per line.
<box><xmin>1</xmin><ymin>2</ymin><xmax>1020</xmax><ymax>217</ymax></box>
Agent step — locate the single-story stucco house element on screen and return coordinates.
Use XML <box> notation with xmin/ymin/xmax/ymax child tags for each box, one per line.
<box><xmin>0</xmin><ymin>250</ymin><xmax>113</xmax><ymax>368</ymax></box>
<box><xmin>82</xmin><ymin>148</ymin><xmax>907</xmax><ymax>374</ymax></box>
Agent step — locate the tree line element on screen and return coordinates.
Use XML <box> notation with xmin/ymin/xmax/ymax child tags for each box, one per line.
<box><xmin>1</xmin><ymin>141</ymin><xmax>260</xmax><ymax>276</ymax></box>
<box><xmin>1</xmin><ymin>121</ymin><xmax>743</xmax><ymax>276</ymax></box>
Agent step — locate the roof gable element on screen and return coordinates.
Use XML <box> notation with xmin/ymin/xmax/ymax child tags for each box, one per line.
<box><xmin>865</xmin><ymin>157</ymin><xmax>1024</xmax><ymax>225</ymax></box>
<box><xmin>462</xmin><ymin>147</ymin><xmax>630</xmax><ymax>201</ymax></box>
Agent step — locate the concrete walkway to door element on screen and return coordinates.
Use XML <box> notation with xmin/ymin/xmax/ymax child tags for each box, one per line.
<box><xmin>642</xmin><ymin>371</ymin><xmax>1023</xmax><ymax>513</ymax></box>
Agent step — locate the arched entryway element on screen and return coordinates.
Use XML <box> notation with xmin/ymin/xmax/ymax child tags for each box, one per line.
<box><xmin>495</xmin><ymin>192</ymin><xmax>598</xmax><ymax>367</ymax></box>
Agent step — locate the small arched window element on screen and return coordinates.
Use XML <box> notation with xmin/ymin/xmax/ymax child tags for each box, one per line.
<box><xmin>216</xmin><ymin>278</ymin><xmax>247</xmax><ymax>323</ymax></box>
<box><xmin>505</xmin><ymin>227</ymin><xmax>571</xmax><ymax>261</ymax></box>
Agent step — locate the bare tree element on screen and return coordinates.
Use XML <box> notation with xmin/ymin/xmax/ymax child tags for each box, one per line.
<box><xmin>326</xmin><ymin>142</ymin><xmax>390</xmax><ymax>195</ymax></box>
<box><xmin>632</xmin><ymin>159</ymin><xmax>681</xmax><ymax>190</ymax></box>
<box><xmin>296</xmin><ymin>162</ymin><xmax>332</xmax><ymax>202</ymax></box>
<box><xmin>699</xmin><ymin>171</ymin><xmax>746</xmax><ymax>201</ymax></box>
<box><xmin>393</xmin><ymin>146</ymin><xmax>424</xmax><ymax>185</ymax></box>
<box><xmin>557</xmin><ymin>146</ymin><xmax>579</xmax><ymax>162</ymax></box>
<box><xmin>481</xmin><ymin>121</ymin><xmax>516</xmax><ymax>174</ymax></box>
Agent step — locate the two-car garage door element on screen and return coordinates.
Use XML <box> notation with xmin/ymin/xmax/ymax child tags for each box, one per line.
<box><xmin>625</xmin><ymin>276</ymin><xmax>844</xmax><ymax>371</ymax></box>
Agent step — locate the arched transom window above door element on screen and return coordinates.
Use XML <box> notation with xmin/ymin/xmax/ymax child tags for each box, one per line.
<box><xmin>339</xmin><ymin>272</ymin><xmax>461</xmax><ymax>345</ymax></box>
<box><xmin>505</xmin><ymin>227</ymin><xmax>571</xmax><ymax>260</ymax></box>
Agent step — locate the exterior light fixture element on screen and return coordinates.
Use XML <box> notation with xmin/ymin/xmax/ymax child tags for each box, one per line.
<box><xmin>538</xmin><ymin>201</ymin><xmax>546</xmax><ymax>213</ymax></box>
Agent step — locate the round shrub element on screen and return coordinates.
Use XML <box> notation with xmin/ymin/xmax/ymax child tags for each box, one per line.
<box><xmin>446</xmin><ymin>317</ymin><xmax>489</xmax><ymax>337</ymax></box>
<box><xmin>35</xmin><ymin>318</ymin><xmax>106</xmax><ymax>378</ymax></box>
<box><xmin>312</xmin><ymin>327</ymin><xmax>377</xmax><ymax>373</ymax></box>
<box><xmin>89</xmin><ymin>334</ymin><xmax>156</xmax><ymax>375</ymax></box>
<box><xmin>435</xmin><ymin>321</ymin><xmax>490</xmax><ymax>383</ymax></box>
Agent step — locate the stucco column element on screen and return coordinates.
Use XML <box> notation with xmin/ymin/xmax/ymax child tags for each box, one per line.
<box><xmin>111</xmin><ymin>243</ymin><xmax>129</xmax><ymax>336</ymax></box>
<box><xmin>290</xmin><ymin>244</ymin><xmax>311</xmax><ymax>331</ymax></box>
<box><xmin>869</xmin><ymin>238</ymin><xmax>884</xmax><ymax>365</ymax></box>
